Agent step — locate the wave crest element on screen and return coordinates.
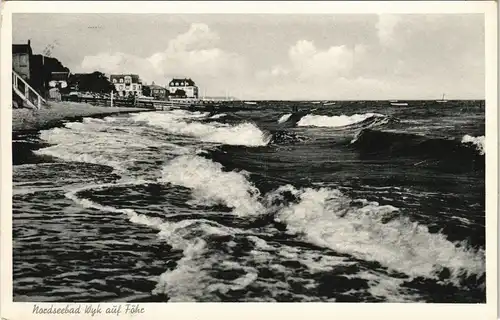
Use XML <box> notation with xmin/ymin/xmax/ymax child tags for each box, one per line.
<box><xmin>462</xmin><ymin>135</ymin><xmax>485</xmax><ymax>155</ymax></box>
<box><xmin>297</xmin><ymin>113</ymin><xmax>385</xmax><ymax>128</ymax></box>
<box><xmin>133</xmin><ymin>111</ymin><xmax>270</xmax><ymax>147</ymax></box>
<box><xmin>160</xmin><ymin>155</ymin><xmax>265</xmax><ymax>216</ymax></box>
<box><xmin>270</xmin><ymin>185</ymin><xmax>485</xmax><ymax>285</ymax></box>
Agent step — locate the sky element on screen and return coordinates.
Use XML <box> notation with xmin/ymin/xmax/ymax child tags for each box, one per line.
<box><xmin>13</xmin><ymin>13</ymin><xmax>485</xmax><ymax>100</ymax></box>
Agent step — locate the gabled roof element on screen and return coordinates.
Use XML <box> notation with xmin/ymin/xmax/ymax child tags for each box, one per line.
<box><xmin>13</xmin><ymin>44</ymin><xmax>32</xmax><ymax>55</ymax></box>
<box><xmin>110</xmin><ymin>74</ymin><xmax>141</xmax><ymax>83</ymax></box>
<box><xmin>169</xmin><ymin>78</ymin><xmax>196</xmax><ymax>86</ymax></box>
<box><xmin>149</xmin><ymin>84</ymin><xmax>166</xmax><ymax>90</ymax></box>
<box><xmin>51</xmin><ymin>71</ymin><xmax>70</xmax><ymax>81</ymax></box>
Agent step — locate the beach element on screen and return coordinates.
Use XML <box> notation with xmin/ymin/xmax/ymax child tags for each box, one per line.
<box><xmin>12</xmin><ymin>101</ymin><xmax>152</xmax><ymax>132</ymax></box>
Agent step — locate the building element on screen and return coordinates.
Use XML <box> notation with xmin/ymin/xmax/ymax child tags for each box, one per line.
<box><xmin>49</xmin><ymin>71</ymin><xmax>70</xmax><ymax>89</ymax></box>
<box><xmin>168</xmin><ymin>78</ymin><xmax>198</xmax><ymax>99</ymax></box>
<box><xmin>149</xmin><ymin>83</ymin><xmax>168</xmax><ymax>100</ymax></box>
<box><xmin>110</xmin><ymin>74</ymin><xmax>142</xmax><ymax>97</ymax></box>
<box><xmin>12</xmin><ymin>40</ymin><xmax>33</xmax><ymax>81</ymax></box>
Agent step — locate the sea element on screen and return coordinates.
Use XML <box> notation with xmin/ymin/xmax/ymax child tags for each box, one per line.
<box><xmin>12</xmin><ymin>100</ymin><xmax>486</xmax><ymax>303</ymax></box>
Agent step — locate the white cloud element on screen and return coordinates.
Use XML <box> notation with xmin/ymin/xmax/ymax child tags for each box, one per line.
<box><xmin>168</xmin><ymin>23</ymin><xmax>220</xmax><ymax>52</ymax></box>
<box><xmin>79</xmin><ymin>23</ymin><xmax>246</xmax><ymax>91</ymax></box>
<box><xmin>376</xmin><ymin>14</ymin><xmax>401</xmax><ymax>46</ymax></box>
<box><xmin>257</xmin><ymin>40</ymin><xmax>355</xmax><ymax>83</ymax></box>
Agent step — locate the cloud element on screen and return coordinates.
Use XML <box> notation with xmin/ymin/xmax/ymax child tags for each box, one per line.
<box><xmin>81</xmin><ymin>52</ymin><xmax>156</xmax><ymax>78</ymax></box>
<box><xmin>168</xmin><ymin>23</ymin><xmax>220</xmax><ymax>52</ymax></box>
<box><xmin>376</xmin><ymin>14</ymin><xmax>402</xmax><ymax>46</ymax></box>
<box><xmin>257</xmin><ymin>40</ymin><xmax>356</xmax><ymax>83</ymax></box>
<box><xmin>79</xmin><ymin>23</ymin><xmax>247</xmax><ymax>93</ymax></box>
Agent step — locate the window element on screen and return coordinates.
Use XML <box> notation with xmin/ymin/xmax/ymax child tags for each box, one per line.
<box><xmin>19</xmin><ymin>54</ymin><xmax>28</xmax><ymax>66</ymax></box>
<box><xmin>132</xmin><ymin>84</ymin><xmax>136</xmax><ymax>90</ymax></box>
<box><xmin>113</xmin><ymin>79</ymin><xmax>117</xmax><ymax>83</ymax></box>
<box><xmin>125</xmin><ymin>77</ymin><xmax>131</xmax><ymax>85</ymax></box>
<box><xmin>119</xmin><ymin>78</ymin><xmax>124</xmax><ymax>83</ymax></box>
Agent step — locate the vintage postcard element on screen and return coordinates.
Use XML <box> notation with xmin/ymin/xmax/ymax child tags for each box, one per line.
<box><xmin>0</xmin><ymin>1</ymin><xmax>498</xmax><ymax>320</ymax></box>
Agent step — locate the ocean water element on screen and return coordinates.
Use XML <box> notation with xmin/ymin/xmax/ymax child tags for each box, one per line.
<box><xmin>12</xmin><ymin>100</ymin><xmax>486</xmax><ymax>303</ymax></box>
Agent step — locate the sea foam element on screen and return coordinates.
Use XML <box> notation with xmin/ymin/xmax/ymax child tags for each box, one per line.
<box><xmin>271</xmin><ymin>185</ymin><xmax>485</xmax><ymax>285</ymax></box>
<box><xmin>297</xmin><ymin>113</ymin><xmax>383</xmax><ymax>127</ymax></box>
<box><xmin>160</xmin><ymin>155</ymin><xmax>265</xmax><ymax>216</ymax></box>
<box><xmin>132</xmin><ymin>111</ymin><xmax>270</xmax><ymax>147</ymax></box>
<box><xmin>461</xmin><ymin>134</ymin><xmax>485</xmax><ymax>155</ymax></box>
<box><xmin>158</xmin><ymin>154</ymin><xmax>485</xmax><ymax>285</ymax></box>
<box><xmin>278</xmin><ymin>113</ymin><xmax>292</xmax><ymax>124</ymax></box>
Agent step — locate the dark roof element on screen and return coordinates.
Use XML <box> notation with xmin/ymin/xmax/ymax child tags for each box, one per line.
<box><xmin>13</xmin><ymin>44</ymin><xmax>32</xmax><ymax>55</ymax></box>
<box><xmin>110</xmin><ymin>74</ymin><xmax>141</xmax><ymax>83</ymax></box>
<box><xmin>169</xmin><ymin>78</ymin><xmax>196</xmax><ymax>87</ymax></box>
<box><xmin>149</xmin><ymin>84</ymin><xmax>166</xmax><ymax>90</ymax></box>
<box><xmin>51</xmin><ymin>71</ymin><xmax>69</xmax><ymax>81</ymax></box>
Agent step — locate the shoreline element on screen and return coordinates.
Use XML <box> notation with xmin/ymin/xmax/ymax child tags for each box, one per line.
<box><xmin>12</xmin><ymin>101</ymin><xmax>155</xmax><ymax>133</ymax></box>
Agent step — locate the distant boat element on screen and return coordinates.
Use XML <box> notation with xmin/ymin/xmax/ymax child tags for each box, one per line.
<box><xmin>436</xmin><ymin>93</ymin><xmax>448</xmax><ymax>103</ymax></box>
<box><xmin>390</xmin><ymin>102</ymin><xmax>409</xmax><ymax>106</ymax></box>
<box><xmin>244</xmin><ymin>101</ymin><xmax>257</xmax><ymax>105</ymax></box>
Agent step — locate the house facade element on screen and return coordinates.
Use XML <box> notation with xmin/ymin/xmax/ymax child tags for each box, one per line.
<box><xmin>149</xmin><ymin>83</ymin><xmax>168</xmax><ymax>100</ymax></box>
<box><xmin>168</xmin><ymin>78</ymin><xmax>198</xmax><ymax>99</ymax></box>
<box><xmin>110</xmin><ymin>74</ymin><xmax>142</xmax><ymax>97</ymax></box>
<box><xmin>12</xmin><ymin>40</ymin><xmax>33</xmax><ymax>81</ymax></box>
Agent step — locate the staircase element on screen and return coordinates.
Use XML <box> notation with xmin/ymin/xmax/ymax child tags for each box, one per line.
<box><xmin>12</xmin><ymin>70</ymin><xmax>46</xmax><ymax>110</ymax></box>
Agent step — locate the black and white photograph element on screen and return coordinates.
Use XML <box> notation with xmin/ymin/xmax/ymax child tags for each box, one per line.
<box><xmin>1</xmin><ymin>1</ymin><xmax>498</xmax><ymax>319</ymax></box>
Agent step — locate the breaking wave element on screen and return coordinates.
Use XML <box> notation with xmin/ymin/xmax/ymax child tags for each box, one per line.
<box><xmin>132</xmin><ymin>111</ymin><xmax>270</xmax><ymax>147</ymax></box>
<box><xmin>34</xmin><ymin>117</ymin><xmax>192</xmax><ymax>175</ymax></box>
<box><xmin>278</xmin><ymin>113</ymin><xmax>292</xmax><ymax>124</ymax></box>
<box><xmin>462</xmin><ymin>135</ymin><xmax>485</xmax><ymax>155</ymax></box>
<box><xmin>160</xmin><ymin>155</ymin><xmax>265</xmax><ymax>216</ymax></box>
<box><xmin>269</xmin><ymin>185</ymin><xmax>485</xmax><ymax>285</ymax></box>
<box><xmin>297</xmin><ymin>113</ymin><xmax>385</xmax><ymax>128</ymax></box>
<box><xmin>156</xmin><ymin>155</ymin><xmax>485</xmax><ymax>288</ymax></box>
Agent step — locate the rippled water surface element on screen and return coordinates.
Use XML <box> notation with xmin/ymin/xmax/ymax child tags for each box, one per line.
<box><xmin>13</xmin><ymin>100</ymin><xmax>485</xmax><ymax>302</ymax></box>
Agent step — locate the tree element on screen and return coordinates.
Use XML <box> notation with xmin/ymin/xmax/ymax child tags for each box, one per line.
<box><xmin>174</xmin><ymin>89</ymin><xmax>186</xmax><ymax>98</ymax></box>
<box><xmin>142</xmin><ymin>85</ymin><xmax>151</xmax><ymax>97</ymax></box>
<box><xmin>30</xmin><ymin>55</ymin><xmax>70</xmax><ymax>95</ymax></box>
<box><xmin>67</xmin><ymin>72</ymin><xmax>115</xmax><ymax>94</ymax></box>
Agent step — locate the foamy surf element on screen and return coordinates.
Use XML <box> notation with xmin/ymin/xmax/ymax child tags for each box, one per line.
<box><xmin>271</xmin><ymin>185</ymin><xmax>485</xmax><ymax>285</ymax></box>
<box><xmin>132</xmin><ymin>111</ymin><xmax>270</xmax><ymax>147</ymax></box>
<box><xmin>297</xmin><ymin>113</ymin><xmax>384</xmax><ymax>127</ymax></box>
<box><xmin>278</xmin><ymin>113</ymin><xmax>292</xmax><ymax>124</ymax></box>
<box><xmin>159</xmin><ymin>154</ymin><xmax>485</xmax><ymax>286</ymax></box>
<box><xmin>35</xmin><ymin>118</ymin><xmax>191</xmax><ymax>175</ymax></box>
<box><xmin>462</xmin><ymin>134</ymin><xmax>485</xmax><ymax>155</ymax></box>
<box><xmin>160</xmin><ymin>155</ymin><xmax>265</xmax><ymax>216</ymax></box>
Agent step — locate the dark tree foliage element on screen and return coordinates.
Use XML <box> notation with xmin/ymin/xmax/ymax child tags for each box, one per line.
<box><xmin>174</xmin><ymin>89</ymin><xmax>186</xmax><ymax>98</ymax></box>
<box><xmin>30</xmin><ymin>55</ymin><xmax>70</xmax><ymax>94</ymax></box>
<box><xmin>142</xmin><ymin>85</ymin><xmax>151</xmax><ymax>96</ymax></box>
<box><xmin>67</xmin><ymin>72</ymin><xmax>115</xmax><ymax>93</ymax></box>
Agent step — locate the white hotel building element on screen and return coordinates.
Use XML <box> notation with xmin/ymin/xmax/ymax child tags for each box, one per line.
<box><xmin>168</xmin><ymin>78</ymin><xmax>199</xmax><ymax>99</ymax></box>
<box><xmin>110</xmin><ymin>74</ymin><xmax>142</xmax><ymax>97</ymax></box>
